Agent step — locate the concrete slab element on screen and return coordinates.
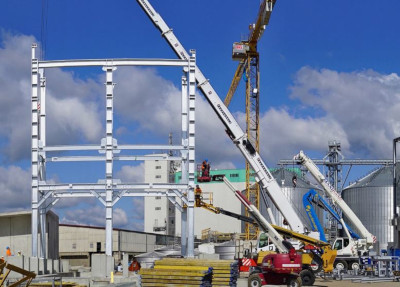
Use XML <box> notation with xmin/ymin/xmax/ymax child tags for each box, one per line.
<box><xmin>61</xmin><ymin>259</ymin><xmax>70</xmax><ymax>272</ymax></box>
<box><xmin>30</xmin><ymin>257</ymin><xmax>39</xmax><ymax>274</ymax></box>
<box><xmin>92</xmin><ymin>254</ymin><xmax>114</xmax><ymax>278</ymax></box>
<box><xmin>122</xmin><ymin>253</ymin><xmax>129</xmax><ymax>277</ymax></box>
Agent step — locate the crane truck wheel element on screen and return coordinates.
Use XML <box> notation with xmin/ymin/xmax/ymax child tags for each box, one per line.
<box><xmin>334</xmin><ymin>260</ymin><xmax>348</xmax><ymax>271</ymax></box>
<box><xmin>248</xmin><ymin>273</ymin><xmax>262</xmax><ymax>287</ymax></box>
<box><xmin>287</xmin><ymin>276</ymin><xmax>302</xmax><ymax>287</ymax></box>
<box><xmin>310</xmin><ymin>254</ymin><xmax>323</xmax><ymax>273</ymax></box>
<box><xmin>349</xmin><ymin>261</ymin><xmax>360</xmax><ymax>270</ymax></box>
<box><xmin>300</xmin><ymin>269</ymin><xmax>315</xmax><ymax>286</ymax></box>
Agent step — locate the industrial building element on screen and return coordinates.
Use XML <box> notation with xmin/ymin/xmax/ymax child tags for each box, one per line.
<box><xmin>0</xmin><ymin>211</ymin><xmax>59</xmax><ymax>259</ymax></box>
<box><xmin>59</xmin><ymin>224</ymin><xmax>177</xmax><ymax>267</ymax></box>
<box><xmin>143</xmin><ymin>155</ymin><xmax>176</xmax><ymax>236</ymax></box>
<box><xmin>144</xmin><ymin>160</ymin><xmax>246</xmax><ymax>238</ymax></box>
<box><xmin>343</xmin><ymin>165</ymin><xmax>398</xmax><ymax>252</ymax></box>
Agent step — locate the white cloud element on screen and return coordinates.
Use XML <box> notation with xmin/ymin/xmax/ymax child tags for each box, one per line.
<box><xmin>0</xmin><ymin>32</ymin><xmax>104</xmax><ymax>161</ymax></box>
<box><xmin>212</xmin><ymin>161</ymin><xmax>237</xmax><ymax>170</ymax></box>
<box><xmin>131</xmin><ymin>198</ymin><xmax>144</xmax><ymax>221</ymax></box>
<box><xmin>257</xmin><ymin>108</ymin><xmax>348</xmax><ymax>163</ymax></box>
<box><xmin>0</xmin><ymin>165</ymin><xmax>31</xmax><ymax>211</ymax></box>
<box><xmin>290</xmin><ymin>67</ymin><xmax>400</xmax><ymax>158</ymax></box>
<box><xmin>116</xmin><ymin>164</ymin><xmax>144</xmax><ymax>183</ymax></box>
<box><xmin>61</xmin><ymin>205</ymin><xmax>128</xmax><ymax>228</ymax></box>
<box><xmin>113</xmin><ymin>67</ymin><xmax>240</xmax><ymax>166</ymax></box>
<box><xmin>47</xmin><ymin>95</ymin><xmax>103</xmax><ymax>144</ymax></box>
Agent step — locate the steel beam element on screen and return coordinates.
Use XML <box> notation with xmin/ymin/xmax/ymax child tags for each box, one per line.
<box><xmin>48</xmin><ymin>155</ymin><xmax>182</xmax><ymax>162</ymax></box>
<box><xmin>38</xmin><ymin>58</ymin><xmax>188</xmax><ymax>68</ymax></box>
<box><xmin>38</xmin><ymin>183</ymin><xmax>187</xmax><ymax>191</ymax></box>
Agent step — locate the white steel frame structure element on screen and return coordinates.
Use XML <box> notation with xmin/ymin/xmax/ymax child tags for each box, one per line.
<box><xmin>31</xmin><ymin>44</ymin><xmax>197</xmax><ymax>258</ymax></box>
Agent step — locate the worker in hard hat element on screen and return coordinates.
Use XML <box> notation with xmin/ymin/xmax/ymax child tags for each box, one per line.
<box><xmin>195</xmin><ymin>185</ymin><xmax>202</xmax><ymax>207</ymax></box>
<box><xmin>6</xmin><ymin>246</ymin><xmax>11</xmax><ymax>257</ymax></box>
<box><xmin>201</xmin><ymin>159</ymin><xmax>210</xmax><ymax>177</ymax></box>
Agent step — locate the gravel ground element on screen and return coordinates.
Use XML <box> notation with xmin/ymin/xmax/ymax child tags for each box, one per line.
<box><xmin>236</xmin><ymin>276</ymin><xmax>400</xmax><ymax>287</ymax></box>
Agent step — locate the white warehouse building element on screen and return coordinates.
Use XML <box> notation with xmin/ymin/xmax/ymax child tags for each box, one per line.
<box><xmin>143</xmin><ymin>157</ymin><xmax>246</xmax><ymax>238</ymax></box>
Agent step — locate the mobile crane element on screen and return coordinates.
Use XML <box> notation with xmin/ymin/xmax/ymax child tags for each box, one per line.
<box><xmin>135</xmin><ymin>0</ymin><xmax>307</xmax><ymax>237</ymax></box>
<box><xmin>294</xmin><ymin>151</ymin><xmax>377</xmax><ymax>270</ymax></box>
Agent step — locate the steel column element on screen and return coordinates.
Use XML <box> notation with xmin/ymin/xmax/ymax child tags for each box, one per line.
<box><xmin>180</xmin><ymin>70</ymin><xmax>188</xmax><ymax>256</ymax></box>
<box><xmin>38</xmin><ymin>68</ymin><xmax>47</xmax><ymax>258</ymax></box>
<box><xmin>104</xmin><ymin>66</ymin><xmax>116</xmax><ymax>256</ymax></box>
<box><xmin>186</xmin><ymin>51</ymin><xmax>196</xmax><ymax>258</ymax></box>
<box><xmin>31</xmin><ymin>44</ymin><xmax>40</xmax><ymax>257</ymax></box>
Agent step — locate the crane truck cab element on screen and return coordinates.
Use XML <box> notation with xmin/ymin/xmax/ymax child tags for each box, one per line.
<box><xmin>332</xmin><ymin>237</ymin><xmax>369</xmax><ymax>270</ymax></box>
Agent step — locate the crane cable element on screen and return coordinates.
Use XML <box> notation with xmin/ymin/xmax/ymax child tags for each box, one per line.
<box><xmin>40</xmin><ymin>0</ymin><xmax>49</xmax><ymax>60</ymax></box>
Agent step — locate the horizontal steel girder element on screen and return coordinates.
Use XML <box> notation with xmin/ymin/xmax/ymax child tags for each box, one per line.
<box><xmin>38</xmin><ymin>58</ymin><xmax>188</xmax><ymax>68</ymax></box>
<box><xmin>38</xmin><ymin>183</ymin><xmax>188</xmax><ymax>191</ymax></box>
<box><xmin>43</xmin><ymin>144</ymin><xmax>185</xmax><ymax>152</ymax></box>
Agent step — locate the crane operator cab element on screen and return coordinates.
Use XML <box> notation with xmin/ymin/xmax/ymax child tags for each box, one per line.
<box><xmin>333</xmin><ymin>237</ymin><xmax>350</xmax><ymax>251</ymax></box>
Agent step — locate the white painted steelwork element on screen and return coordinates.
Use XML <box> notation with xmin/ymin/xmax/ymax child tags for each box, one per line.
<box><xmin>31</xmin><ymin>44</ymin><xmax>197</xmax><ymax>258</ymax></box>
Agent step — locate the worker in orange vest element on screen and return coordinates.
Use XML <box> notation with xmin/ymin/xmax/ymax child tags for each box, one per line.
<box><xmin>128</xmin><ymin>257</ymin><xmax>140</xmax><ymax>272</ymax></box>
<box><xmin>195</xmin><ymin>185</ymin><xmax>203</xmax><ymax>207</ymax></box>
<box><xmin>6</xmin><ymin>246</ymin><xmax>11</xmax><ymax>257</ymax></box>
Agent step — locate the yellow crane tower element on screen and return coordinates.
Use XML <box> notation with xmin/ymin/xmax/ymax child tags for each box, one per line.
<box><xmin>224</xmin><ymin>0</ymin><xmax>277</xmax><ymax>240</ymax></box>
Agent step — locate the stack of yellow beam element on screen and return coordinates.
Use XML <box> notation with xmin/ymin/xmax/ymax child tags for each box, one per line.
<box><xmin>30</xmin><ymin>282</ymin><xmax>86</xmax><ymax>287</ymax></box>
<box><xmin>143</xmin><ymin>258</ymin><xmax>239</xmax><ymax>287</ymax></box>
<box><xmin>139</xmin><ymin>259</ymin><xmax>213</xmax><ymax>286</ymax></box>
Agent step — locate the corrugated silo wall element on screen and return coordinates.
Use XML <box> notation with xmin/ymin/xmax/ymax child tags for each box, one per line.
<box><xmin>258</xmin><ymin>169</ymin><xmax>324</xmax><ymax>233</ymax></box>
<box><xmin>342</xmin><ymin>184</ymin><xmax>394</xmax><ymax>252</ymax></box>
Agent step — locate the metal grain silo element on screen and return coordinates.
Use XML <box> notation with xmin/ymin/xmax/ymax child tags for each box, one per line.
<box><xmin>342</xmin><ymin>166</ymin><xmax>395</xmax><ymax>252</ymax></box>
<box><xmin>259</xmin><ymin>168</ymin><xmax>324</xmax><ymax>233</ymax></box>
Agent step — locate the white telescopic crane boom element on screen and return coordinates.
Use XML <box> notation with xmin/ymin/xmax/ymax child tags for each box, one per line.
<box><xmin>223</xmin><ymin>177</ymin><xmax>288</xmax><ymax>252</ymax></box>
<box><xmin>294</xmin><ymin>150</ymin><xmax>376</xmax><ymax>245</ymax></box>
<box><xmin>135</xmin><ymin>0</ymin><xmax>305</xmax><ymax>234</ymax></box>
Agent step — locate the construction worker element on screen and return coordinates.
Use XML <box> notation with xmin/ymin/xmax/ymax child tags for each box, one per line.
<box><xmin>128</xmin><ymin>257</ymin><xmax>140</xmax><ymax>272</ymax></box>
<box><xmin>195</xmin><ymin>185</ymin><xmax>202</xmax><ymax>207</ymax></box>
<box><xmin>6</xmin><ymin>246</ymin><xmax>11</xmax><ymax>257</ymax></box>
<box><xmin>201</xmin><ymin>159</ymin><xmax>210</xmax><ymax>177</ymax></box>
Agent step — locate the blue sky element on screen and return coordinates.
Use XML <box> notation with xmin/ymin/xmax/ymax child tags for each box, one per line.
<box><xmin>1</xmin><ymin>0</ymin><xmax>400</xmax><ymax>230</ymax></box>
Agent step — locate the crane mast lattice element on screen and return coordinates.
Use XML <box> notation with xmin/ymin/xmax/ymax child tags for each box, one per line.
<box><xmin>226</xmin><ymin>0</ymin><xmax>276</xmax><ymax>240</ymax></box>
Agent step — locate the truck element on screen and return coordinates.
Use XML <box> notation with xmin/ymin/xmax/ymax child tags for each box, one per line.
<box><xmin>294</xmin><ymin>150</ymin><xmax>377</xmax><ymax>270</ymax></box>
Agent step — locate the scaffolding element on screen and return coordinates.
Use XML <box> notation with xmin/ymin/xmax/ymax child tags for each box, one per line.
<box><xmin>31</xmin><ymin>45</ymin><xmax>198</xmax><ymax>258</ymax></box>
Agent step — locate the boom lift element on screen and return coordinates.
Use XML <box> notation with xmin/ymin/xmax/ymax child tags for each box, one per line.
<box><xmin>303</xmin><ymin>189</ymin><xmax>361</xmax><ymax>243</ymax></box>
<box><xmin>294</xmin><ymin>151</ymin><xmax>377</xmax><ymax>270</ymax></box>
<box><xmin>221</xmin><ymin>177</ymin><xmax>337</xmax><ymax>286</ymax></box>
<box><xmin>196</xmin><ymin>160</ymin><xmax>225</xmax><ymax>183</ymax></box>
<box><xmin>135</xmin><ymin>0</ymin><xmax>306</xmax><ymax>237</ymax></box>
<box><xmin>194</xmin><ymin>185</ymin><xmax>255</xmax><ymax>224</ymax></box>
